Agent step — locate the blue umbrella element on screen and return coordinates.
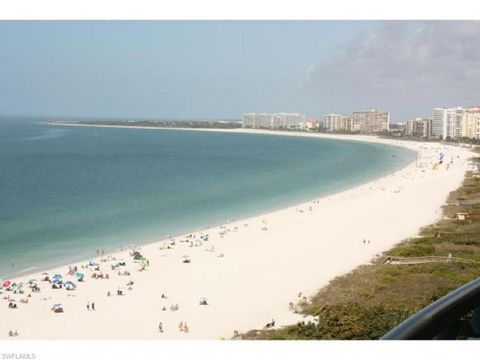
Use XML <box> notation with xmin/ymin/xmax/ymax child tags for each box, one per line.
<box><xmin>53</xmin><ymin>274</ymin><xmax>63</xmax><ymax>280</ymax></box>
<box><xmin>64</xmin><ymin>281</ymin><xmax>75</xmax><ymax>286</ymax></box>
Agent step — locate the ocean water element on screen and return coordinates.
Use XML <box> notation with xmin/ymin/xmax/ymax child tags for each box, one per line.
<box><xmin>0</xmin><ymin>118</ymin><xmax>415</xmax><ymax>279</ymax></box>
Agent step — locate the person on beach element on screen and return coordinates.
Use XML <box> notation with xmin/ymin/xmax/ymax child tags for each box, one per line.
<box><xmin>184</xmin><ymin>323</ymin><xmax>189</xmax><ymax>333</ymax></box>
<box><xmin>158</xmin><ymin>322</ymin><xmax>163</xmax><ymax>333</ymax></box>
<box><xmin>86</xmin><ymin>302</ymin><xmax>90</xmax><ymax>311</ymax></box>
<box><xmin>178</xmin><ymin>321</ymin><xmax>184</xmax><ymax>332</ymax></box>
<box><xmin>92</xmin><ymin>302</ymin><xmax>95</xmax><ymax>311</ymax></box>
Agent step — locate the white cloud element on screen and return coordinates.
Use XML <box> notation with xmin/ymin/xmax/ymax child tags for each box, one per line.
<box><xmin>305</xmin><ymin>21</ymin><xmax>480</xmax><ymax>120</ymax></box>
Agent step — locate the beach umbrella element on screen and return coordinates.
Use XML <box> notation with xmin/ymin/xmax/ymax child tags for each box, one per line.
<box><xmin>41</xmin><ymin>272</ymin><xmax>48</xmax><ymax>275</ymax></box>
<box><xmin>2</xmin><ymin>280</ymin><xmax>11</xmax><ymax>288</ymax></box>
<box><xmin>52</xmin><ymin>279</ymin><xmax>62</xmax><ymax>284</ymax></box>
<box><xmin>28</xmin><ymin>279</ymin><xmax>37</xmax><ymax>284</ymax></box>
<box><xmin>53</xmin><ymin>274</ymin><xmax>63</xmax><ymax>280</ymax></box>
<box><xmin>64</xmin><ymin>281</ymin><xmax>76</xmax><ymax>290</ymax></box>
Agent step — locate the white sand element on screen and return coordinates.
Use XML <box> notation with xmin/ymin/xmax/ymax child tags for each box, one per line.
<box><xmin>0</xmin><ymin>128</ymin><xmax>476</xmax><ymax>339</ymax></box>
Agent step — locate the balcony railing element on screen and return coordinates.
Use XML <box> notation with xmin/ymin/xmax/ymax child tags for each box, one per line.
<box><xmin>382</xmin><ymin>277</ymin><xmax>480</xmax><ymax>340</ymax></box>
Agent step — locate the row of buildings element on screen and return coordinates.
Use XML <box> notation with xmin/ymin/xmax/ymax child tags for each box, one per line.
<box><xmin>241</xmin><ymin>109</ymin><xmax>390</xmax><ymax>133</ymax></box>
<box><xmin>406</xmin><ymin>106</ymin><xmax>480</xmax><ymax>140</ymax></box>
<box><xmin>322</xmin><ymin>109</ymin><xmax>390</xmax><ymax>133</ymax></box>
<box><xmin>241</xmin><ymin>113</ymin><xmax>306</xmax><ymax>129</ymax></box>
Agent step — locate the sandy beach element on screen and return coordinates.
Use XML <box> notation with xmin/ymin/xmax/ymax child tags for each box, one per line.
<box><xmin>0</xmin><ymin>128</ymin><xmax>476</xmax><ymax>339</ymax></box>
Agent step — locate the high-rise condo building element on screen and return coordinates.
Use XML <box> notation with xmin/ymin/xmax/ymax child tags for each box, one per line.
<box><xmin>432</xmin><ymin>107</ymin><xmax>465</xmax><ymax>140</ymax></box>
<box><xmin>241</xmin><ymin>113</ymin><xmax>273</xmax><ymax>129</ymax></box>
<box><xmin>461</xmin><ymin>106</ymin><xmax>480</xmax><ymax>139</ymax></box>
<box><xmin>271</xmin><ymin>113</ymin><xmax>305</xmax><ymax>129</ymax></box>
<box><xmin>405</xmin><ymin>118</ymin><xmax>432</xmax><ymax>138</ymax></box>
<box><xmin>352</xmin><ymin>109</ymin><xmax>390</xmax><ymax>133</ymax></box>
<box><xmin>241</xmin><ymin>113</ymin><xmax>305</xmax><ymax>129</ymax></box>
<box><xmin>323</xmin><ymin>114</ymin><xmax>353</xmax><ymax>132</ymax></box>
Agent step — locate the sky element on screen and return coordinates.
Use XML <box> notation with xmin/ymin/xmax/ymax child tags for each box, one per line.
<box><xmin>0</xmin><ymin>20</ymin><xmax>479</xmax><ymax>122</ymax></box>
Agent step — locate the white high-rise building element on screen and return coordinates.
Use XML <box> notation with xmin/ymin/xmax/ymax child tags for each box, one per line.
<box><xmin>241</xmin><ymin>113</ymin><xmax>305</xmax><ymax>129</ymax></box>
<box><xmin>432</xmin><ymin>107</ymin><xmax>465</xmax><ymax>140</ymax></box>
<box><xmin>241</xmin><ymin>113</ymin><xmax>272</xmax><ymax>128</ymax></box>
<box><xmin>323</xmin><ymin>114</ymin><xmax>353</xmax><ymax>132</ymax></box>
<box><xmin>271</xmin><ymin>113</ymin><xmax>305</xmax><ymax>129</ymax></box>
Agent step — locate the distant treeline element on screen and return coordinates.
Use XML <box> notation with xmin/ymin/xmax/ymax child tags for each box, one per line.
<box><xmin>67</xmin><ymin>120</ymin><xmax>242</xmax><ymax>129</ymax></box>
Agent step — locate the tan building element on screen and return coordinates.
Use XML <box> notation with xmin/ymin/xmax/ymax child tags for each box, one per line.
<box><xmin>461</xmin><ymin>106</ymin><xmax>480</xmax><ymax>139</ymax></box>
<box><xmin>305</xmin><ymin>118</ymin><xmax>321</xmax><ymax>130</ymax></box>
<box><xmin>406</xmin><ymin>118</ymin><xmax>432</xmax><ymax>138</ymax></box>
<box><xmin>352</xmin><ymin>109</ymin><xmax>389</xmax><ymax>133</ymax></box>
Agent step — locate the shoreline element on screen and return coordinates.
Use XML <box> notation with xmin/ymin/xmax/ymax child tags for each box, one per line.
<box><xmin>3</xmin><ymin>123</ymin><xmax>413</xmax><ymax>280</ymax></box>
<box><xmin>2</xmin><ymin>129</ymin><xmax>414</xmax><ymax>281</ymax></box>
<box><xmin>1</xmin><ymin>125</ymin><xmax>476</xmax><ymax>339</ymax></box>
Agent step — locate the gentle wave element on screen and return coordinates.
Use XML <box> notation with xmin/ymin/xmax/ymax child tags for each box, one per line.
<box><xmin>21</xmin><ymin>128</ymin><xmax>69</xmax><ymax>141</ymax></box>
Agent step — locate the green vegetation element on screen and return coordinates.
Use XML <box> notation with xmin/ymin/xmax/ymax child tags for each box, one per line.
<box><xmin>53</xmin><ymin>119</ymin><xmax>242</xmax><ymax>129</ymax></box>
<box><xmin>241</xmin><ymin>160</ymin><xmax>480</xmax><ymax>340</ymax></box>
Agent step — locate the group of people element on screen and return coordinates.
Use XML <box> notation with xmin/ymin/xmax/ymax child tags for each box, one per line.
<box><xmin>264</xmin><ymin>319</ymin><xmax>275</xmax><ymax>328</ymax></box>
<box><xmin>178</xmin><ymin>321</ymin><xmax>189</xmax><ymax>333</ymax></box>
<box><xmin>157</xmin><ymin>321</ymin><xmax>190</xmax><ymax>334</ymax></box>
<box><xmin>8</xmin><ymin>302</ymin><xmax>17</xmax><ymax>309</ymax></box>
<box><xmin>67</xmin><ymin>265</ymin><xmax>79</xmax><ymax>276</ymax></box>
<box><xmin>7</xmin><ymin>329</ymin><xmax>19</xmax><ymax>337</ymax></box>
<box><xmin>86</xmin><ymin>301</ymin><xmax>96</xmax><ymax>311</ymax></box>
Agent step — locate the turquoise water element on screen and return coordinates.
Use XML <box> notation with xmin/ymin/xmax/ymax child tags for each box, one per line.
<box><xmin>0</xmin><ymin>118</ymin><xmax>415</xmax><ymax>279</ymax></box>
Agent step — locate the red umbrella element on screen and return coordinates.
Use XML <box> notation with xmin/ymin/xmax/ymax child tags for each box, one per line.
<box><xmin>2</xmin><ymin>280</ymin><xmax>11</xmax><ymax>288</ymax></box>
